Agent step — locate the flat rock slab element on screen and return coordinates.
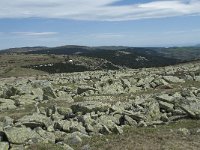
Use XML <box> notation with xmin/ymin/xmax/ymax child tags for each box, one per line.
<box><xmin>17</xmin><ymin>113</ymin><xmax>53</xmax><ymax>129</ymax></box>
<box><xmin>4</xmin><ymin>127</ymin><xmax>40</xmax><ymax>144</ymax></box>
<box><xmin>71</xmin><ymin>101</ymin><xmax>111</xmax><ymax>114</ymax></box>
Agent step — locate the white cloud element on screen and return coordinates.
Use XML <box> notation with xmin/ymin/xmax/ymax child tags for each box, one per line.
<box><xmin>0</xmin><ymin>0</ymin><xmax>199</xmax><ymax>21</ymax></box>
<box><xmin>11</xmin><ymin>32</ymin><xmax>58</xmax><ymax>36</ymax></box>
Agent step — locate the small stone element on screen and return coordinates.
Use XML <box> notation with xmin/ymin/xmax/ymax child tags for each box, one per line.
<box><xmin>138</xmin><ymin>121</ymin><xmax>147</xmax><ymax>127</ymax></box>
<box><xmin>177</xmin><ymin>128</ymin><xmax>190</xmax><ymax>135</ymax></box>
<box><xmin>82</xmin><ymin>144</ymin><xmax>90</xmax><ymax>150</ymax></box>
<box><xmin>65</xmin><ymin>135</ymin><xmax>82</xmax><ymax>145</ymax></box>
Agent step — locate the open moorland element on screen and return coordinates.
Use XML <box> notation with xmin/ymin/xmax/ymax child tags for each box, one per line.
<box><xmin>0</xmin><ymin>46</ymin><xmax>200</xmax><ymax>149</ymax></box>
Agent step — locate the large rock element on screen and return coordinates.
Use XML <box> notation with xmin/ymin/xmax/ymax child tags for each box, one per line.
<box><xmin>31</xmin><ymin>88</ymin><xmax>44</xmax><ymax>101</ymax></box>
<box><xmin>42</xmin><ymin>86</ymin><xmax>57</xmax><ymax>100</ymax></box>
<box><xmin>163</xmin><ymin>76</ymin><xmax>185</xmax><ymax>83</ymax></box>
<box><xmin>156</xmin><ymin>94</ymin><xmax>174</xmax><ymax>103</ymax></box>
<box><xmin>3</xmin><ymin>116</ymin><xmax>14</xmax><ymax>128</ymax></box>
<box><xmin>177</xmin><ymin>97</ymin><xmax>200</xmax><ymax>118</ymax></box>
<box><xmin>56</xmin><ymin>91</ymin><xmax>74</xmax><ymax>102</ymax></box>
<box><xmin>96</xmin><ymin>115</ymin><xmax>116</xmax><ymax>130</ymax></box>
<box><xmin>64</xmin><ymin>134</ymin><xmax>82</xmax><ymax>145</ymax></box>
<box><xmin>195</xmin><ymin>76</ymin><xmax>200</xmax><ymax>82</ymax></box>
<box><xmin>71</xmin><ymin>101</ymin><xmax>111</xmax><ymax>114</ymax></box>
<box><xmin>2</xmin><ymin>86</ymin><xmax>19</xmax><ymax>99</ymax></box>
<box><xmin>17</xmin><ymin>113</ymin><xmax>53</xmax><ymax>129</ymax></box>
<box><xmin>54</xmin><ymin>120</ymin><xmax>86</xmax><ymax>134</ymax></box>
<box><xmin>77</xmin><ymin>86</ymin><xmax>97</xmax><ymax>95</ymax></box>
<box><xmin>145</xmin><ymin>100</ymin><xmax>161</xmax><ymax>122</ymax></box>
<box><xmin>11</xmin><ymin>94</ymin><xmax>36</xmax><ymax>106</ymax></box>
<box><xmin>34</xmin><ymin>127</ymin><xmax>55</xmax><ymax>143</ymax></box>
<box><xmin>31</xmin><ymin>80</ymin><xmax>56</xmax><ymax>100</ymax></box>
<box><xmin>124</xmin><ymin>115</ymin><xmax>137</xmax><ymax>126</ymax></box>
<box><xmin>0</xmin><ymin>98</ymin><xmax>16</xmax><ymax>111</ymax></box>
<box><xmin>150</xmin><ymin>78</ymin><xmax>169</xmax><ymax>88</ymax></box>
<box><xmin>123</xmin><ymin>110</ymin><xmax>146</xmax><ymax>122</ymax></box>
<box><xmin>57</xmin><ymin>107</ymin><xmax>73</xmax><ymax>116</ymax></box>
<box><xmin>96</xmin><ymin>80</ymin><xmax>125</xmax><ymax>95</ymax></box>
<box><xmin>158</xmin><ymin>101</ymin><xmax>174</xmax><ymax>112</ymax></box>
<box><xmin>4</xmin><ymin>127</ymin><xmax>40</xmax><ymax>144</ymax></box>
<box><xmin>137</xmin><ymin>77</ymin><xmax>154</xmax><ymax>87</ymax></box>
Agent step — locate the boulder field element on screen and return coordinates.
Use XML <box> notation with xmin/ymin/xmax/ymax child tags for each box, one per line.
<box><xmin>0</xmin><ymin>61</ymin><xmax>200</xmax><ymax>149</ymax></box>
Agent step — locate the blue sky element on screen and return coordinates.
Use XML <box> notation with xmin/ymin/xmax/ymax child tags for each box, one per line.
<box><xmin>0</xmin><ymin>0</ymin><xmax>200</xmax><ymax>49</ymax></box>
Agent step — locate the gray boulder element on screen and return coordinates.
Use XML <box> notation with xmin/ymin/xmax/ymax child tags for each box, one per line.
<box><xmin>163</xmin><ymin>76</ymin><xmax>185</xmax><ymax>83</ymax></box>
<box><xmin>124</xmin><ymin>115</ymin><xmax>137</xmax><ymax>126</ymax></box>
<box><xmin>195</xmin><ymin>76</ymin><xmax>200</xmax><ymax>82</ymax></box>
<box><xmin>56</xmin><ymin>91</ymin><xmax>74</xmax><ymax>102</ymax></box>
<box><xmin>43</xmin><ymin>86</ymin><xmax>57</xmax><ymax>100</ymax></box>
<box><xmin>2</xmin><ymin>86</ymin><xmax>19</xmax><ymax>99</ymax></box>
<box><xmin>156</xmin><ymin>94</ymin><xmax>174</xmax><ymax>103</ymax></box>
<box><xmin>178</xmin><ymin>97</ymin><xmax>200</xmax><ymax>119</ymax></box>
<box><xmin>71</xmin><ymin>101</ymin><xmax>111</xmax><ymax>114</ymax></box>
<box><xmin>4</xmin><ymin>127</ymin><xmax>40</xmax><ymax>144</ymax></box>
<box><xmin>3</xmin><ymin>116</ymin><xmax>14</xmax><ymax>128</ymax></box>
<box><xmin>34</xmin><ymin>127</ymin><xmax>55</xmax><ymax>143</ymax></box>
<box><xmin>145</xmin><ymin>100</ymin><xmax>161</xmax><ymax>122</ymax></box>
<box><xmin>0</xmin><ymin>98</ymin><xmax>16</xmax><ymax>111</ymax></box>
<box><xmin>17</xmin><ymin>113</ymin><xmax>53</xmax><ymax>129</ymax></box>
<box><xmin>57</xmin><ymin>107</ymin><xmax>73</xmax><ymax>116</ymax></box>
<box><xmin>77</xmin><ymin>86</ymin><xmax>97</xmax><ymax>95</ymax></box>
<box><xmin>64</xmin><ymin>134</ymin><xmax>82</xmax><ymax>145</ymax></box>
<box><xmin>158</xmin><ymin>101</ymin><xmax>174</xmax><ymax>112</ymax></box>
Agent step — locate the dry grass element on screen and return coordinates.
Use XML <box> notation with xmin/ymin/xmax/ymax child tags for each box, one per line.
<box><xmin>26</xmin><ymin>143</ymin><xmax>64</xmax><ymax>150</ymax></box>
<box><xmin>0</xmin><ymin>54</ymin><xmax>65</xmax><ymax>77</ymax></box>
<box><xmin>75</xmin><ymin>119</ymin><xmax>200</xmax><ymax>150</ymax></box>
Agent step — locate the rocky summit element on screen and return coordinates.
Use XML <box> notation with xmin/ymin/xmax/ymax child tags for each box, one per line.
<box><xmin>0</xmin><ymin>60</ymin><xmax>200</xmax><ymax>149</ymax></box>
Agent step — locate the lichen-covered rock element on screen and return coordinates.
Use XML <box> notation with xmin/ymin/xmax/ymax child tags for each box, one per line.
<box><xmin>17</xmin><ymin>113</ymin><xmax>53</xmax><ymax>129</ymax></box>
<box><xmin>0</xmin><ymin>142</ymin><xmax>9</xmax><ymax>150</ymax></box>
<box><xmin>64</xmin><ymin>134</ymin><xmax>82</xmax><ymax>145</ymax></box>
<box><xmin>163</xmin><ymin>76</ymin><xmax>185</xmax><ymax>83</ymax></box>
<box><xmin>145</xmin><ymin>100</ymin><xmax>161</xmax><ymax>122</ymax></box>
<box><xmin>34</xmin><ymin>127</ymin><xmax>55</xmax><ymax>143</ymax></box>
<box><xmin>77</xmin><ymin>86</ymin><xmax>97</xmax><ymax>95</ymax></box>
<box><xmin>57</xmin><ymin>107</ymin><xmax>73</xmax><ymax>116</ymax></box>
<box><xmin>56</xmin><ymin>91</ymin><xmax>74</xmax><ymax>102</ymax></box>
<box><xmin>0</xmin><ymin>98</ymin><xmax>16</xmax><ymax>111</ymax></box>
<box><xmin>3</xmin><ymin>116</ymin><xmax>14</xmax><ymax>128</ymax></box>
<box><xmin>54</xmin><ymin>120</ymin><xmax>86</xmax><ymax>134</ymax></box>
<box><xmin>11</xmin><ymin>94</ymin><xmax>36</xmax><ymax>106</ymax></box>
<box><xmin>2</xmin><ymin>86</ymin><xmax>19</xmax><ymax>99</ymax></box>
<box><xmin>156</xmin><ymin>94</ymin><xmax>174</xmax><ymax>103</ymax></box>
<box><xmin>195</xmin><ymin>76</ymin><xmax>200</xmax><ymax>82</ymax></box>
<box><xmin>71</xmin><ymin>101</ymin><xmax>111</xmax><ymax>114</ymax></box>
<box><xmin>42</xmin><ymin>86</ymin><xmax>57</xmax><ymax>100</ymax></box>
<box><xmin>177</xmin><ymin>97</ymin><xmax>200</xmax><ymax>119</ymax></box>
<box><xmin>158</xmin><ymin>101</ymin><xmax>174</xmax><ymax>112</ymax></box>
<box><xmin>124</xmin><ymin>115</ymin><xmax>137</xmax><ymax>126</ymax></box>
<box><xmin>4</xmin><ymin>127</ymin><xmax>40</xmax><ymax>144</ymax></box>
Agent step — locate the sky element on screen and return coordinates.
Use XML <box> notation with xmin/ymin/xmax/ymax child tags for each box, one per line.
<box><xmin>0</xmin><ymin>0</ymin><xmax>200</xmax><ymax>49</ymax></box>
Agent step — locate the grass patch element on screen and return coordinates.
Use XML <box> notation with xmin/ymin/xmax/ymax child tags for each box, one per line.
<box><xmin>75</xmin><ymin>119</ymin><xmax>200</xmax><ymax>150</ymax></box>
<box><xmin>26</xmin><ymin>143</ymin><xmax>65</xmax><ymax>150</ymax></box>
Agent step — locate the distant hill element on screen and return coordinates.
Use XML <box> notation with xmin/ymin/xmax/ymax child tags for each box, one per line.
<box><xmin>154</xmin><ymin>47</ymin><xmax>200</xmax><ymax>61</ymax></box>
<box><xmin>22</xmin><ymin>45</ymin><xmax>179</xmax><ymax>69</ymax></box>
<box><xmin>0</xmin><ymin>46</ymin><xmax>47</xmax><ymax>54</ymax></box>
<box><xmin>2</xmin><ymin>45</ymin><xmax>200</xmax><ymax>72</ymax></box>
